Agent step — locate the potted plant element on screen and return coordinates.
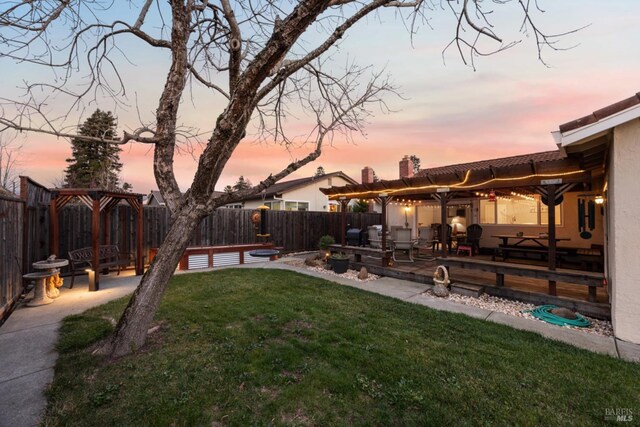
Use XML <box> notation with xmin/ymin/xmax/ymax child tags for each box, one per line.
<box><xmin>318</xmin><ymin>235</ymin><xmax>335</xmax><ymax>261</ymax></box>
<box><xmin>329</xmin><ymin>252</ymin><xmax>350</xmax><ymax>274</ymax></box>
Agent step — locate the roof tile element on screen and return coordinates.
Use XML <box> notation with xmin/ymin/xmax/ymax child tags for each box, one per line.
<box><xmin>558</xmin><ymin>92</ymin><xmax>640</xmax><ymax>133</ymax></box>
<box><xmin>415</xmin><ymin>150</ymin><xmax>565</xmax><ymax>177</ymax></box>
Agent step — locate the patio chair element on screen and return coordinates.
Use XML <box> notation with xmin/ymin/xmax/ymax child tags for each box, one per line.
<box><xmin>416</xmin><ymin>226</ymin><xmax>435</xmax><ymax>257</ymax></box>
<box><xmin>389</xmin><ymin>225</ymin><xmax>404</xmax><ymax>242</ymax></box>
<box><xmin>391</xmin><ymin>228</ymin><xmax>417</xmax><ymax>262</ymax></box>
<box><xmin>367</xmin><ymin>226</ymin><xmax>382</xmax><ymax>248</ymax></box>
<box><xmin>457</xmin><ymin>224</ymin><xmax>483</xmax><ymax>255</ymax></box>
<box><xmin>431</xmin><ymin>223</ymin><xmax>452</xmax><ymax>253</ymax></box>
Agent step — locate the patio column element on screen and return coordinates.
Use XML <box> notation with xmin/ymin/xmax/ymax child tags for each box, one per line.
<box><xmin>49</xmin><ymin>194</ymin><xmax>59</xmax><ymax>257</ymax></box>
<box><xmin>547</xmin><ymin>184</ymin><xmax>557</xmax><ymax>296</ymax></box>
<box><xmin>380</xmin><ymin>194</ymin><xmax>389</xmax><ymax>252</ymax></box>
<box><xmin>104</xmin><ymin>207</ymin><xmax>111</xmax><ymax>245</ymax></box>
<box><xmin>136</xmin><ymin>196</ymin><xmax>144</xmax><ymax>275</ymax></box>
<box><xmin>339</xmin><ymin>197</ymin><xmax>349</xmax><ymax>246</ymax></box>
<box><xmin>90</xmin><ymin>192</ymin><xmax>101</xmax><ymax>291</ymax></box>
<box><xmin>440</xmin><ymin>193</ymin><xmax>448</xmax><ymax>258</ymax></box>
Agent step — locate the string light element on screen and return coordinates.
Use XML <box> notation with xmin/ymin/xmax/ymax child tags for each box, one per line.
<box><xmin>328</xmin><ymin>169</ymin><xmax>587</xmax><ymax>199</ymax></box>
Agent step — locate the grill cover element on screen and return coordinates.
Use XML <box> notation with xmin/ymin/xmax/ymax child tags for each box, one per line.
<box><xmin>346</xmin><ymin>228</ymin><xmax>363</xmax><ymax>246</ymax></box>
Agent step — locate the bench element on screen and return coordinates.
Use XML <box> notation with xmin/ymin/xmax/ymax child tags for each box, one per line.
<box><xmin>492</xmin><ymin>245</ymin><xmax>568</xmax><ymax>262</ymax></box>
<box><xmin>67</xmin><ymin>245</ymin><xmax>131</xmax><ymax>288</ymax></box>
<box><xmin>327</xmin><ymin>244</ymin><xmax>392</xmax><ymax>266</ymax></box>
<box><xmin>437</xmin><ymin>257</ymin><xmax>604</xmax><ymax>302</ymax></box>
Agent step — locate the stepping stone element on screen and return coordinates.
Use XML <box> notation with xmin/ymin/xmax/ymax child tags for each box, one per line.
<box><xmin>451</xmin><ymin>282</ymin><xmax>485</xmax><ymax>298</ymax></box>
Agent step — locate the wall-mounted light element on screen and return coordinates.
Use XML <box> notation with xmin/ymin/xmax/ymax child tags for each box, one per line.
<box><xmin>404</xmin><ymin>206</ymin><xmax>410</xmax><ymax>228</ymax></box>
<box><xmin>595</xmin><ymin>195</ymin><xmax>604</xmax><ymax>205</ymax></box>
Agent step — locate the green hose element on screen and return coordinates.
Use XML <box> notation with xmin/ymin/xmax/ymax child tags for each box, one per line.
<box><xmin>524</xmin><ymin>305</ymin><xmax>591</xmax><ymax>328</ymax></box>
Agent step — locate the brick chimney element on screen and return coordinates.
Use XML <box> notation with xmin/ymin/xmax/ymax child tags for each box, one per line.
<box><xmin>361</xmin><ymin>166</ymin><xmax>374</xmax><ymax>184</ymax></box>
<box><xmin>399</xmin><ymin>155</ymin><xmax>413</xmax><ymax>179</ymax></box>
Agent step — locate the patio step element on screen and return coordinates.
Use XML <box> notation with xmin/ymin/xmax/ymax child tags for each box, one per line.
<box><xmin>451</xmin><ymin>282</ymin><xmax>485</xmax><ymax>298</ymax></box>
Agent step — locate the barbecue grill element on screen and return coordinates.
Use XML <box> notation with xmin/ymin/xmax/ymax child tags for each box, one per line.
<box><xmin>346</xmin><ymin>228</ymin><xmax>368</xmax><ymax>246</ymax></box>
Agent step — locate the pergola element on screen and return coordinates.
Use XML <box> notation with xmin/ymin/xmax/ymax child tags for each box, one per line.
<box><xmin>321</xmin><ymin>150</ymin><xmax>604</xmax><ymax>296</ymax></box>
<box><xmin>49</xmin><ymin>188</ymin><xmax>145</xmax><ymax>290</ymax></box>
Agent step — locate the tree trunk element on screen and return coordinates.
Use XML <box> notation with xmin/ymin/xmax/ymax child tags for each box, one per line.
<box><xmin>97</xmin><ymin>206</ymin><xmax>203</xmax><ymax>358</ymax></box>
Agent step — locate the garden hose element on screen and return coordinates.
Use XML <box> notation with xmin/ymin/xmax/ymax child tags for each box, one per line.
<box><xmin>524</xmin><ymin>304</ymin><xmax>591</xmax><ymax>328</ymax></box>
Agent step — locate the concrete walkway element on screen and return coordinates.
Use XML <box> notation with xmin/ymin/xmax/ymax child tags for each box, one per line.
<box><xmin>1</xmin><ymin>260</ymin><xmax>639</xmax><ymax>426</ymax></box>
<box><xmin>0</xmin><ymin>271</ymin><xmax>140</xmax><ymax>427</ymax></box>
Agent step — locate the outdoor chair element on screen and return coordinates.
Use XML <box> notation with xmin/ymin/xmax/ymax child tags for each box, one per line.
<box><xmin>457</xmin><ymin>224</ymin><xmax>483</xmax><ymax>255</ymax></box>
<box><xmin>391</xmin><ymin>228</ymin><xmax>417</xmax><ymax>262</ymax></box>
<box><xmin>389</xmin><ymin>225</ymin><xmax>404</xmax><ymax>242</ymax></box>
<box><xmin>431</xmin><ymin>223</ymin><xmax>453</xmax><ymax>253</ymax></box>
<box><xmin>416</xmin><ymin>226</ymin><xmax>435</xmax><ymax>257</ymax></box>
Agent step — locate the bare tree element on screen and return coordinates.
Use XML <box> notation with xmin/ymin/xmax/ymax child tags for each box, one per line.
<box><xmin>0</xmin><ymin>133</ymin><xmax>23</xmax><ymax>192</ymax></box>
<box><xmin>0</xmin><ymin>1</ymin><xmax>570</xmax><ymax>358</ymax></box>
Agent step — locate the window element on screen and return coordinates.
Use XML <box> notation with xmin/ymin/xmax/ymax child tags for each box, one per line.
<box><xmin>264</xmin><ymin>201</ymin><xmax>281</xmax><ymax>210</ymax></box>
<box><xmin>479</xmin><ymin>200</ymin><xmax>496</xmax><ymax>224</ymax></box>
<box><xmin>283</xmin><ymin>200</ymin><xmax>310</xmax><ymax>211</ymax></box>
<box><xmin>540</xmin><ymin>204</ymin><xmax>562</xmax><ymax>225</ymax></box>
<box><xmin>480</xmin><ymin>195</ymin><xmax>562</xmax><ymax>225</ymax></box>
<box><xmin>496</xmin><ymin>198</ymin><xmax>537</xmax><ymax>225</ymax></box>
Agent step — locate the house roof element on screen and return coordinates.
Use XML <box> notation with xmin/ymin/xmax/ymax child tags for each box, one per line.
<box><xmin>147</xmin><ymin>190</ymin><xmax>165</xmax><ymax>205</ymax></box>
<box><xmin>320</xmin><ymin>149</ymin><xmax>589</xmax><ymax>200</ymax></box>
<box><xmin>414</xmin><ymin>150</ymin><xmax>566</xmax><ymax>177</ymax></box>
<box><xmin>553</xmin><ymin>91</ymin><xmax>640</xmax><ymax>147</ymax></box>
<box><xmin>244</xmin><ymin>171</ymin><xmax>358</xmax><ymax>200</ymax></box>
<box><xmin>146</xmin><ymin>189</ymin><xmax>233</xmax><ymax>205</ymax></box>
<box><xmin>559</xmin><ymin>92</ymin><xmax>640</xmax><ymax>133</ymax></box>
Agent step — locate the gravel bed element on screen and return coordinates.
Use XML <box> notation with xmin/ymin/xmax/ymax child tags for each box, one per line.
<box><xmin>424</xmin><ymin>290</ymin><xmax>613</xmax><ymax>337</ymax></box>
<box><xmin>279</xmin><ymin>257</ymin><xmax>380</xmax><ymax>282</ymax></box>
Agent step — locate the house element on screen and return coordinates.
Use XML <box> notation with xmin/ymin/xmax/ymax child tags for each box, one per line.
<box><xmin>322</xmin><ymin>92</ymin><xmax>640</xmax><ymax>347</ymax></box>
<box><xmin>553</xmin><ymin>91</ymin><xmax>640</xmax><ymax>346</ymax></box>
<box><xmin>146</xmin><ymin>171</ymin><xmax>358</xmax><ymax>212</ymax></box>
<box><xmin>145</xmin><ymin>190</ymin><xmax>165</xmax><ymax>206</ymax></box>
<box><xmin>241</xmin><ymin>171</ymin><xmax>359</xmax><ymax>212</ymax></box>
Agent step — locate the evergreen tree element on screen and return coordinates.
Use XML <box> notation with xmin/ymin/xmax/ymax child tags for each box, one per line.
<box><xmin>233</xmin><ymin>175</ymin><xmax>252</xmax><ymax>191</ymax></box>
<box><xmin>352</xmin><ymin>199</ymin><xmax>369</xmax><ymax>212</ymax></box>
<box><xmin>314</xmin><ymin>166</ymin><xmax>326</xmax><ymax>177</ymax></box>
<box><xmin>64</xmin><ymin>109</ymin><xmax>123</xmax><ymax>190</ymax></box>
<box><xmin>409</xmin><ymin>155</ymin><xmax>421</xmax><ymax>174</ymax></box>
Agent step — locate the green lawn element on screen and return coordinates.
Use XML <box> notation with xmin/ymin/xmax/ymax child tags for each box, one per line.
<box><xmin>44</xmin><ymin>269</ymin><xmax>639</xmax><ymax>426</ymax></box>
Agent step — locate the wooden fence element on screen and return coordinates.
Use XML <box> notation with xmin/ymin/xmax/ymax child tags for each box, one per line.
<box><xmin>55</xmin><ymin>205</ymin><xmax>382</xmax><ymax>262</ymax></box>
<box><xmin>0</xmin><ymin>194</ymin><xmax>24</xmax><ymax>318</ymax></box>
<box><xmin>0</xmin><ymin>179</ymin><xmax>381</xmax><ymax>319</ymax></box>
<box><xmin>20</xmin><ymin>177</ymin><xmax>51</xmax><ymax>276</ymax></box>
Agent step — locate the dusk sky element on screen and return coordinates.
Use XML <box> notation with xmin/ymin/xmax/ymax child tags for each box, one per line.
<box><xmin>2</xmin><ymin>1</ymin><xmax>639</xmax><ymax>194</ymax></box>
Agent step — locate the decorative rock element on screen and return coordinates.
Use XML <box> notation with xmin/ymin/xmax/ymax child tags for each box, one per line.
<box><xmin>550</xmin><ymin>307</ymin><xmax>578</xmax><ymax>320</ymax></box>
<box><xmin>432</xmin><ymin>284</ymin><xmax>450</xmax><ymax>298</ymax></box>
<box><xmin>357</xmin><ymin>267</ymin><xmax>369</xmax><ymax>280</ymax></box>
